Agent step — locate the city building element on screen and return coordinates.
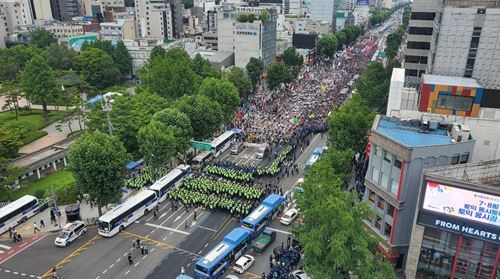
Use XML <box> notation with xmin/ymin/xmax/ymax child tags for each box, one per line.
<box><xmin>428</xmin><ymin>3</ymin><xmax>500</xmax><ymax>90</ymax></box>
<box><xmin>190</xmin><ymin>50</ymin><xmax>234</xmax><ymax>68</ymax></box>
<box><xmin>168</xmin><ymin>0</ymin><xmax>184</xmax><ymax>38</ymax></box>
<box><xmin>31</xmin><ymin>0</ymin><xmax>54</xmax><ymax>21</ymax></box>
<box><xmin>404</xmin><ymin>0</ymin><xmax>440</xmax><ymax>81</ymax></box>
<box><xmin>363</xmin><ymin>115</ymin><xmax>475</xmax><ymax>267</ymax></box>
<box><xmin>45</xmin><ymin>22</ymin><xmax>85</xmax><ymax>38</ymax></box>
<box><xmin>124</xmin><ymin>39</ymin><xmax>158</xmax><ymax>73</ymax></box>
<box><xmin>405</xmin><ymin>160</ymin><xmax>500</xmax><ymax>279</ymax></box>
<box><xmin>100</xmin><ymin>18</ymin><xmax>135</xmax><ymax>40</ymax></box>
<box><xmin>305</xmin><ymin>0</ymin><xmax>335</xmax><ymax>24</ymax></box>
<box><xmin>202</xmin><ymin>30</ymin><xmax>217</xmax><ymax>50</ymax></box>
<box><xmin>134</xmin><ymin>0</ymin><xmax>173</xmax><ymax>40</ymax></box>
<box><xmin>217</xmin><ymin>4</ymin><xmax>277</xmax><ymax>67</ymax></box>
<box><xmin>0</xmin><ymin>0</ymin><xmax>34</xmax><ymax>35</ymax></box>
<box><xmin>50</xmin><ymin>0</ymin><xmax>79</xmax><ymax>21</ymax></box>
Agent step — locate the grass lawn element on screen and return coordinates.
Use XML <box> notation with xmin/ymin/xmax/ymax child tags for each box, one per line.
<box><xmin>0</xmin><ymin>109</ymin><xmax>67</xmax><ymax>145</ymax></box>
<box><xmin>0</xmin><ymin>170</ymin><xmax>77</xmax><ymax>204</ymax></box>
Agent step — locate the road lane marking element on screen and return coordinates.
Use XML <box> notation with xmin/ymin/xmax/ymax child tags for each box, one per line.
<box><xmin>40</xmin><ymin>234</ymin><xmax>101</xmax><ymax>278</ymax></box>
<box><xmin>296</xmin><ymin>134</ymin><xmax>320</xmax><ymax>163</ymax></box>
<box><xmin>0</xmin><ymin>235</ymin><xmax>47</xmax><ymax>265</ymax></box>
<box><xmin>159</xmin><ymin>213</ymin><xmax>166</xmax><ymax>219</ymax></box>
<box><xmin>204</xmin><ymin>243</ymin><xmax>208</xmax><ymax>247</ymax></box>
<box><xmin>210</xmin><ymin>215</ymin><xmax>232</xmax><ymax>240</ymax></box>
<box><xmin>145</xmin><ymin>223</ymin><xmax>189</xmax><ymax>235</ymax></box>
<box><xmin>198</xmin><ymin>250</ymin><xmax>203</xmax><ymax>254</ymax></box>
<box><xmin>0</xmin><ymin>243</ymin><xmax>11</xmax><ymax>249</ymax></box>
<box><xmin>14</xmin><ymin>271</ymin><xmax>18</xmax><ymax>274</ymax></box>
<box><xmin>121</xmin><ymin>231</ymin><xmax>176</xmax><ymax>250</ymax></box>
<box><xmin>151</xmin><ymin>248</ymin><xmax>155</xmax><ymax>252</ymax></box>
<box><xmin>142</xmin><ymin>255</ymin><xmax>148</xmax><ymax>259</ymax></box>
<box><xmin>125</xmin><ymin>270</ymin><xmax>131</xmax><ymax>275</ymax></box>
<box><xmin>102</xmin><ymin>269</ymin><xmax>107</xmax><ymax>274</ymax></box>
<box><xmin>198</xmin><ymin>226</ymin><xmax>217</xmax><ymax>232</ymax></box>
<box><xmin>116</xmin><ymin>258</ymin><xmax>121</xmax><ymax>263</ymax></box>
<box><xmin>267</xmin><ymin>227</ymin><xmax>292</xmax><ymax>235</ymax></box>
<box><xmin>174</xmin><ymin>248</ymin><xmax>201</xmax><ymax>258</ymax></box>
<box><xmin>134</xmin><ymin>262</ymin><xmax>139</xmax><ymax>267</ymax></box>
<box><xmin>109</xmin><ymin>264</ymin><xmax>114</xmax><ymax>268</ymax></box>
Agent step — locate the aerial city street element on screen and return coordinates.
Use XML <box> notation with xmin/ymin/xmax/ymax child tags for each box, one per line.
<box><xmin>1</xmin><ymin>0</ymin><xmax>500</xmax><ymax>279</ymax></box>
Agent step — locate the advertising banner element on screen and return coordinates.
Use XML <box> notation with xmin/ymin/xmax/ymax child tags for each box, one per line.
<box><xmin>422</xmin><ymin>181</ymin><xmax>500</xmax><ymax>228</ymax></box>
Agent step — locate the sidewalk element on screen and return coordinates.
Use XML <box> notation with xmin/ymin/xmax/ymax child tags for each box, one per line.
<box><xmin>0</xmin><ymin>201</ymin><xmax>99</xmax><ymax>240</ymax></box>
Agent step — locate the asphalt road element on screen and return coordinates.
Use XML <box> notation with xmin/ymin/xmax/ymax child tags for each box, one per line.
<box><xmin>0</xmin><ymin>132</ymin><xmax>328</xmax><ymax>279</ymax></box>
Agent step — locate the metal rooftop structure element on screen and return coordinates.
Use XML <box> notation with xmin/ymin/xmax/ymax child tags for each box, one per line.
<box><xmin>425</xmin><ymin>159</ymin><xmax>500</xmax><ymax>189</ymax></box>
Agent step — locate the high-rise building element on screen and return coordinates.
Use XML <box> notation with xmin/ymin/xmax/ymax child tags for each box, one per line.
<box><xmin>217</xmin><ymin>4</ymin><xmax>277</xmax><ymax>67</ymax></box>
<box><xmin>405</xmin><ymin>159</ymin><xmax>500</xmax><ymax>279</ymax></box>
<box><xmin>168</xmin><ymin>0</ymin><xmax>183</xmax><ymax>38</ymax></box>
<box><xmin>306</xmin><ymin>0</ymin><xmax>335</xmax><ymax>24</ymax></box>
<box><xmin>31</xmin><ymin>0</ymin><xmax>54</xmax><ymax>21</ymax></box>
<box><xmin>134</xmin><ymin>0</ymin><xmax>174</xmax><ymax>40</ymax></box>
<box><xmin>0</xmin><ymin>0</ymin><xmax>34</xmax><ymax>35</ymax></box>
<box><xmin>50</xmin><ymin>0</ymin><xmax>79</xmax><ymax>21</ymax></box>
<box><xmin>362</xmin><ymin>115</ymin><xmax>475</xmax><ymax>268</ymax></box>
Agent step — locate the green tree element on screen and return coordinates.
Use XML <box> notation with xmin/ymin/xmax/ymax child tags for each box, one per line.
<box><xmin>76</xmin><ymin>48</ymin><xmax>121</xmax><ymax>89</ymax></box>
<box><xmin>354</xmin><ymin>62</ymin><xmax>393</xmax><ymax>113</ymax></box>
<box><xmin>82</xmin><ymin>40</ymin><xmax>115</xmax><ymax>57</ymax></box>
<box><xmin>112</xmin><ymin>41</ymin><xmax>133</xmax><ymax>75</ymax></box>
<box><xmin>246</xmin><ymin>57</ymin><xmax>264</xmax><ymax>88</ymax></box>
<box><xmin>149</xmin><ymin>45</ymin><xmax>166</xmax><ymax>62</ymax></box>
<box><xmin>29</xmin><ymin>28</ymin><xmax>57</xmax><ymax>48</ymax></box>
<box><xmin>198</xmin><ymin>77</ymin><xmax>239</xmax><ymax>123</ymax></box>
<box><xmin>0</xmin><ymin>45</ymin><xmax>38</xmax><ymax>82</ymax></box>
<box><xmin>267</xmin><ymin>62</ymin><xmax>292</xmax><ymax>90</ymax></box>
<box><xmin>138</xmin><ymin>120</ymin><xmax>177</xmax><ymax>166</ymax></box>
<box><xmin>385</xmin><ymin>27</ymin><xmax>405</xmax><ymax>59</ymax></box>
<box><xmin>165</xmin><ymin>48</ymin><xmax>191</xmax><ymax>62</ymax></box>
<box><xmin>86</xmin><ymin>92</ymin><xmax>168</xmax><ymax>153</ymax></box>
<box><xmin>69</xmin><ymin>131</ymin><xmax>131</xmax><ymax>216</ymax></box>
<box><xmin>336</xmin><ymin>31</ymin><xmax>347</xmax><ymax>47</ymax></box>
<box><xmin>20</xmin><ymin>54</ymin><xmax>60</xmax><ymax>120</ymax></box>
<box><xmin>191</xmin><ymin>53</ymin><xmax>221</xmax><ymax>79</ymax></box>
<box><xmin>139</xmin><ymin>55</ymin><xmax>200</xmax><ymax>99</ymax></box>
<box><xmin>152</xmin><ymin>108</ymin><xmax>193</xmax><ymax>154</ymax></box>
<box><xmin>174</xmin><ymin>94</ymin><xmax>223</xmax><ymax>140</ymax></box>
<box><xmin>224</xmin><ymin>67</ymin><xmax>252</xmax><ymax>98</ymax></box>
<box><xmin>0</xmin><ymin>127</ymin><xmax>22</xmax><ymax>158</ymax></box>
<box><xmin>282</xmin><ymin>47</ymin><xmax>303</xmax><ymax>67</ymax></box>
<box><xmin>318</xmin><ymin>35</ymin><xmax>339</xmax><ymax>58</ymax></box>
<box><xmin>328</xmin><ymin>94</ymin><xmax>375</xmax><ymax>152</ymax></box>
<box><xmin>0</xmin><ymin>81</ymin><xmax>23</xmax><ymax>120</ymax></box>
<box><xmin>44</xmin><ymin>43</ymin><xmax>76</xmax><ymax>70</ymax></box>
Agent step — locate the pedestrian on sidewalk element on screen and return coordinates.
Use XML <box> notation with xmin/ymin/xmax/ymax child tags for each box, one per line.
<box><xmin>52</xmin><ymin>267</ymin><xmax>59</xmax><ymax>279</ymax></box>
<box><xmin>40</xmin><ymin>219</ymin><xmax>45</xmax><ymax>228</ymax></box>
<box><xmin>193</xmin><ymin>211</ymin><xmax>197</xmax><ymax>221</ymax></box>
<box><xmin>184</xmin><ymin>220</ymin><xmax>189</xmax><ymax>229</ymax></box>
<box><xmin>8</xmin><ymin>227</ymin><xmax>12</xmax><ymax>239</ymax></box>
<box><xmin>153</xmin><ymin>210</ymin><xmax>158</xmax><ymax>220</ymax></box>
<box><xmin>136</xmin><ymin>238</ymin><xmax>141</xmax><ymax>249</ymax></box>
<box><xmin>140</xmin><ymin>244</ymin><xmax>145</xmax><ymax>255</ymax></box>
<box><xmin>33</xmin><ymin>222</ymin><xmax>40</xmax><ymax>233</ymax></box>
<box><xmin>15</xmin><ymin>232</ymin><xmax>22</xmax><ymax>242</ymax></box>
<box><xmin>128</xmin><ymin>253</ymin><xmax>133</xmax><ymax>265</ymax></box>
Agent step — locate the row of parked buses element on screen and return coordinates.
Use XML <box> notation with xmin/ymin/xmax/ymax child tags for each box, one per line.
<box><xmin>193</xmin><ymin>194</ymin><xmax>285</xmax><ymax>279</ymax></box>
<box><xmin>97</xmin><ymin>164</ymin><xmax>192</xmax><ymax>237</ymax></box>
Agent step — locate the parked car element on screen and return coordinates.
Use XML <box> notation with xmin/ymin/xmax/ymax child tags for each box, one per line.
<box><xmin>233</xmin><ymin>255</ymin><xmax>255</xmax><ymax>274</ymax></box>
<box><xmin>280</xmin><ymin>209</ymin><xmax>299</xmax><ymax>225</ymax></box>
<box><xmin>54</xmin><ymin>221</ymin><xmax>87</xmax><ymax>247</ymax></box>
<box><xmin>230</xmin><ymin>142</ymin><xmax>245</xmax><ymax>155</ymax></box>
<box><xmin>290</xmin><ymin>270</ymin><xmax>311</xmax><ymax>279</ymax></box>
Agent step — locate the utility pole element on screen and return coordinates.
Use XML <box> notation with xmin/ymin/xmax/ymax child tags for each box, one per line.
<box><xmin>51</xmin><ymin>185</ymin><xmax>61</xmax><ymax>229</ymax></box>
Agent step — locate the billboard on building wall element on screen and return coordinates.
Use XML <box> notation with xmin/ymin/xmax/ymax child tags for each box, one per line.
<box><xmin>422</xmin><ymin>181</ymin><xmax>500</xmax><ymax>228</ymax></box>
<box><xmin>355</xmin><ymin>0</ymin><xmax>370</xmax><ymax>6</ymax></box>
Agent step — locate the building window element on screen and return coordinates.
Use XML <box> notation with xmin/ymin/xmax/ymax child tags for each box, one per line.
<box><xmin>381</xmin><ymin>173</ymin><xmax>390</xmax><ymax>189</ymax></box>
<box><xmin>407</xmin><ymin>41</ymin><xmax>431</xmax><ymax>50</ymax></box>
<box><xmin>375</xmin><ymin>145</ymin><xmax>382</xmax><ymax>157</ymax></box>
<box><xmin>405</xmin><ymin>55</ymin><xmax>428</xmax><ymax>64</ymax></box>
<box><xmin>384</xmin><ymin>223</ymin><xmax>392</xmax><ymax>238</ymax></box>
<box><xmin>451</xmin><ymin>155</ymin><xmax>460</xmax><ymax>165</ymax></box>
<box><xmin>372</xmin><ymin>167</ymin><xmax>380</xmax><ymax>184</ymax></box>
<box><xmin>437</xmin><ymin>94</ymin><xmax>474</xmax><ymax>111</ymax></box>
<box><xmin>387</xmin><ymin>204</ymin><xmax>395</xmax><ymax>217</ymax></box>
<box><xmin>369</xmin><ymin>191</ymin><xmax>376</xmax><ymax>203</ymax></box>
<box><xmin>408</xmin><ymin>27</ymin><xmax>433</xmax><ymax>35</ymax></box>
<box><xmin>477</xmin><ymin>8</ymin><xmax>486</xmax><ymax>14</ymax></box>
<box><xmin>375</xmin><ymin>216</ymin><xmax>382</xmax><ymax>229</ymax></box>
<box><xmin>383</xmin><ymin>151</ymin><xmax>392</xmax><ymax>163</ymax></box>
<box><xmin>410</xmin><ymin>12</ymin><xmax>435</xmax><ymax>20</ymax></box>
<box><xmin>390</xmin><ymin>178</ymin><xmax>399</xmax><ymax>195</ymax></box>
<box><xmin>460</xmin><ymin>153</ymin><xmax>469</xmax><ymax>164</ymax></box>
<box><xmin>394</xmin><ymin>159</ymin><xmax>402</xmax><ymax>169</ymax></box>
<box><xmin>377</xmin><ymin>198</ymin><xmax>385</xmax><ymax>210</ymax></box>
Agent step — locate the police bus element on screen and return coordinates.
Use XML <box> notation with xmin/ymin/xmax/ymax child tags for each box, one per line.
<box><xmin>0</xmin><ymin>195</ymin><xmax>41</xmax><ymax>235</ymax></box>
<box><xmin>195</xmin><ymin>228</ymin><xmax>252</xmax><ymax>279</ymax></box>
<box><xmin>211</xmin><ymin>131</ymin><xmax>235</xmax><ymax>157</ymax></box>
<box><xmin>98</xmin><ymin>190</ymin><xmax>158</xmax><ymax>237</ymax></box>
<box><xmin>149</xmin><ymin>164</ymin><xmax>191</xmax><ymax>202</ymax></box>
<box><xmin>241</xmin><ymin>194</ymin><xmax>284</xmax><ymax>237</ymax></box>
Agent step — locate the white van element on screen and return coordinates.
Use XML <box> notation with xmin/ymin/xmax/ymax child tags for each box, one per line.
<box><xmin>230</xmin><ymin>142</ymin><xmax>244</xmax><ymax>155</ymax></box>
<box><xmin>54</xmin><ymin>221</ymin><xmax>87</xmax><ymax>247</ymax></box>
<box><xmin>256</xmin><ymin>146</ymin><xmax>267</xmax><ymax>159</ymax></box>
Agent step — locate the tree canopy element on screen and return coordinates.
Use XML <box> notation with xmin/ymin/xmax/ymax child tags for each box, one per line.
<box><xmin>152</xmin><ymin>108</ymin><xmax>193</xmax><ymax>154</ymax></box>
<box><xmin>174</xmin><ymin>94</ymin><xmax>223</xmax><ymax>140</ymax></box>
<box><xmin>137</xmin><ymin>120</ymin><xmax>177</xmax><ymax>167</ymax></box>
<box><xmin>198</xmin><ymin>77</ymin><xmax>240</xmax><ymax>123</ymax></box>
<box><xmin>191</xmin><ymin>53</ymin><xmax>221</xmax><ymax>79</ymax></box>
<box><xmin>246</xmin><ymin>57</ymin><xmax>264</xmax><ymax>88</ymax></box>
<box><xmin>224</xmin><ymin>67</ymin><xmax>252</xmax><ymax>98</ymax></box>
<box><xmin>20</xmin><ymin>54</ymin><xmax>60</xmax><ymax>120</ymax></box>
<box><xmin>0</xmin><ymin>128</ymin><xmax>22</xmax><ymax>159</ymax></box>
<box><xmin>69</xmin><ymin>131</ymin><xmax>131</xmax><ymax>215</ymax></box>
<box><xmin>43</xmin><ymin>43</ymin><xmax>76</xmax><ymax>71</ymax></box>
<box><xmin>75</xmin><ymin>48</ymin><xmax>121</xmax><ymax>89</ymax></box>
<box><xmin>354</xmin><ymin>62</ymin><xmax>394</xmax><ymax>114</ymax></box>
<box><xmin>112</xmin><ymin>41</ymin><xmax>133</xmax><ymax>75</ymax></box>
<box><xmin>29</xmin><ymin>28</ymin><xmax>57</xmax><ymax>48</ymax></box>
<box><xmin>318</xmin><ymin>35</ymin><xmax>339</xmax><ymax>58</ymax></box>
<box><xmin>282</xmin><ymin>47</ymin><xmax>303</xmax><ymax>67</ymax></box>
<box><xmin>266</xmin><ymin>62</ymin><xmax>292</xmax><ymax>90</ymax></box>
<box><xmin>86</xmin><ymin>92</ymin><xmax>168</xmax><ymax>153</ymax></box>
<box><xmin>0</xmin><ymin>45</ymin><xmax>38</xmax><ymax>82</ymax></box>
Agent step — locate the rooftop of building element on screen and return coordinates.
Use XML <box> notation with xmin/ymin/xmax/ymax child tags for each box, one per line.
<box><xmin>422</xmin><ymin>74</ymin><xmax>481</xmax><ymax>88</ymax></box>
<box><xmin>191</xmin><ymin>50</ymin><xmax>233</xmax><ymax>63</ymax></box>
<box><xmin>425</xmin><ymin>159</ymin><xmax>500</xmax><ymax>190</ymax></box>
<box><xmin>375</xmin><ymin>115</ymin><xmax>458</xmax><ymax>148</ymax></box>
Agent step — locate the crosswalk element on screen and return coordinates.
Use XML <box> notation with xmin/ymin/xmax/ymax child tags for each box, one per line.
<box><xmin>0</xmin><ymin>243</ymin><xmax>11</xmax><ymax>254</ymax></box>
